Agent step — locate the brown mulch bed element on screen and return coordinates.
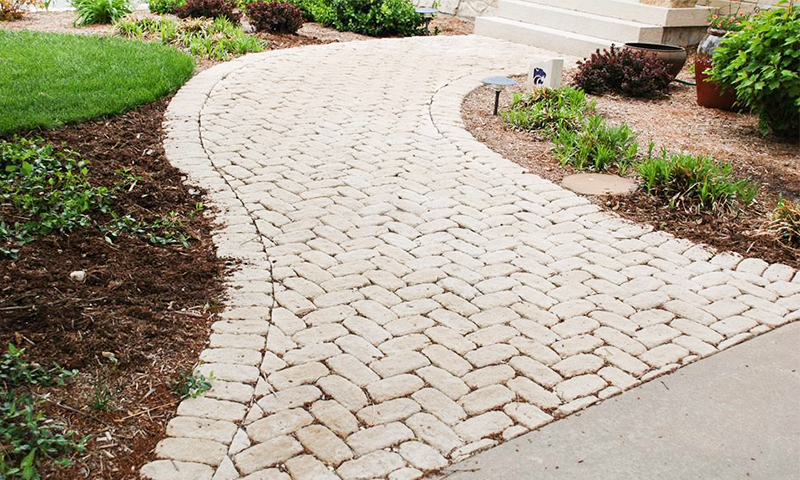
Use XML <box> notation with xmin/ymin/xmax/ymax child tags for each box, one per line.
<box><xmin>0</xmin><ymin>99</ymin><xmax>226</xmax><ymax>479</ymax></box>
<box><xmin>462</xmin><ymin>69</ymin><xmax>800</xmax><ymax>269</ymax></box>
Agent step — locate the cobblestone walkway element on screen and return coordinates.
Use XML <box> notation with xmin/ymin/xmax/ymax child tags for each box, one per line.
<box><xmin>141</xmin><ymin>36</ymin><xmax>800</xmax><ymax>480</ymax></box>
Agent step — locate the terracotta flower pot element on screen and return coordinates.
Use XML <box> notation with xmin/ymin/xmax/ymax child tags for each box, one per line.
<box><xmin>694</xmin><ymin>28</ymin><xmax>739</xmax><ymax>111</ymax></box>
<box><xmin>694</xmin><ymin>58</ymin><xmax>738</xmax><ymax>110</ymax></box>
<box><xmin>624</xmin><ymin>42</ymin><xmax>688</xmax><ymax>80</ymax></box>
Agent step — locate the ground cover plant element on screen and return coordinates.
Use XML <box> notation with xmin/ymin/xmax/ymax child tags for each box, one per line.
<box><xmin>710</xmin><ymin>3</ymin><xmax>800</xmax><ymax>138</ymax></box>
<box><xmin>0</xmin><ymin>345</ymin><xmax>85</xmax><ymax>480</ymax></box>
<box><xmin>70</xmin><ymin>0</ymin><xmax>131</xmax><ymax>26</ymax></box>
<box><xmin>0</xmin><ymin>30</ymin><xmax>193</xmax><ymax>135</ymax></box>
<box><xmin>115</xmin><ymin>14</ymin><xmax>264</xmax><ymax>59</ymax></box>
<box><xmin>0</xmin><ymin>98</ymin><xmax>225</xmax><ymax>480</ymax></box>
<box><xmin>574</xmin><ymin>45</ymin><xmax>672</xmax><ymax>98</ymax></box>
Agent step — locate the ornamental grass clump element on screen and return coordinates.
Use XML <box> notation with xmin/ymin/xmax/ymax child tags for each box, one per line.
<box><xmin>71</xmin><ymin>0</ymin><xmax>132</xmax><ymax>25</ymax></box>
<box><xmin>115</xmin><ymin>14</ymin><xmax>263</xmax><ymax>59</ymax></box>
<box><xmin>766</xmin><ymin>198</ymin><xmax>800</xmax><ymax>248</ymax></box>
<box><xmin>552</xmin><ymin>115</ymin><xmax>639</xmax><ymax>173</ymax></box>
<box><xmin>710</xmin><ymin>3</ymin><xmax>800</xmax><ymax>138</ymax></box>
<box><xmin>636</xmin><ymin>150</ymin><xmax>760</xmax><ymax>213</ymax></box>
<box><xmin>501</xmin><ymin>85</ymin><xmax>595</xmax><ymax>138</ymax></box>
<box><xmin>574</xmin><ymin>45</ymin><xmax>672</xmax><ymax>98</ymax></box>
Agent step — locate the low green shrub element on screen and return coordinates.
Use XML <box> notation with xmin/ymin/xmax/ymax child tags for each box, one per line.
<box><xmin>297</xmin><ymin>0</ymin><xmax>423</xmax><ymax>37</ymax></box>
<box><xmin>501</xmin><ymin>86</ymin><xmax>595</xmax><ymax>138</ymax></box>
<box><xmin>0</xmin><ymin>0</ymin><xmax>40</xmax><ymax>20</ymax></box>
<box><xmin>574</xmin><ymin>45</ymin><xmax>672</xmax><ymax>98</ymax></box>
<box><xmin>71</xmin><ymin>0</ymin><xmax>132</xmax><ymax>26</ymax></box>
<box><xmin>175</xmin><ymin>0</ymin><xmax>241</xmax><ymax>22</ymax></box>
<box><xmin>246</xmin><ymin>0</ymin><xmax>304</xmax><ymax>33</ymax></box>
<box><xmin>636</xmin><ymin>150</ymin><xmax>759</xmax><ymax>212</ymax></box>
<box><xmin>148</xmin><ymin>0</ymin><xmax>185</xmax><ymax>14</ymax></box>
<box><xmin>0</xmin><ymin>344</ymin><xmax>85</xmax><ymax>480</ymax></box>
<box><xmin>766</xmin><ymin>198</ymin><xmax>800</xmax><ymax>248</ymax></box>
<box><xmin>552</xmin><ymin>115</ymin><xmax>639</xmax><ymax>172</ymax></box>
<box><xmin>710</xmin><ymin>4</ymin><xmax>800</xmax><ymax>138</ymax></box>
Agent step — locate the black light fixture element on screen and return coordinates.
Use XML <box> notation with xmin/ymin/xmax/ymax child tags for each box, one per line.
<box><xmin>415</xmin><ymin>7</ymin><xmax>437</xmax><ymax>35</ymax></box>
<box><xmin>481</xmin><ymin>76</ymin><xmax>517</xmax><ymax>115</ymax></box>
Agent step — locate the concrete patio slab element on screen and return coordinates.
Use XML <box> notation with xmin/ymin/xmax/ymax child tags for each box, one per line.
<box><xmin>435</xmin><ymin>321</ymin><xmax>800</xmax><ymax>480</ymax></box>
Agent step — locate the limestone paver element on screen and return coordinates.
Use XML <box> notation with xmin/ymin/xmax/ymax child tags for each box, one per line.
<box><xmin>141</xmin><ymin>35</ymin><xmax>800</xmax><ymax>480</ymax></box>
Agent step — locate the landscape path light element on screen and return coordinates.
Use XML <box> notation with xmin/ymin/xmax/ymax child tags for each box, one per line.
<box><xmin>415</xmin><ymin>7</ymin><xmax>437</xmax><ymax>35</ymax></box>
<box><xmin>481</xmin><ymin>75</ymin><xmax>516</xmax><ymax>115</ymax></box>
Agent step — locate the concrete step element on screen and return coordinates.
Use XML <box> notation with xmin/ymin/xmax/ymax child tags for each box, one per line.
<box><xmin>474</xmin><ymin>17</ymin><xmax>614</xmax><ymax>58</ymax></box>
<box><xmin>496</xmin><ymin>0</ymin><xmax>664</xmax><ymax>44</ymax></box>
<box><xmin>513</xmin><ymin>0</ymin><xmax>713</xmax><ymax>26</ymax></box>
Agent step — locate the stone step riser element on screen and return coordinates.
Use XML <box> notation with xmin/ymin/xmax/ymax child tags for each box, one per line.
<box><xmin>475</xmin><ymin>17</ymin><xmax>614</xmax><ymax>58</ymax></box>
<box><xmin>496</xmin><ymin>0</ymin><xmax>664</xmax><ymax>43</ymax></box>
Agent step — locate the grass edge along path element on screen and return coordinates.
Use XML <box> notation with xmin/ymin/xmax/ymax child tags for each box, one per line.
<box><xmin>0</xmin><ymin>30</ymin><xmax>194</xmax><ymax>135</ymax></box>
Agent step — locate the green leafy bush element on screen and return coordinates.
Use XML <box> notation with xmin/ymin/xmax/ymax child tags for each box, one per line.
<box><xmin>636</xmin><ymin>150</ymin><xmax>760</xmax><ymax>212</ymax></box>
<box><xmin>0</xmin><ymin>0</ymin><xmax>41</xmax><ymax>20</ymax></box>
<box><xmin>148</xmin><ymin>0</ymin><xmax>185</xmax><ymax>14</ymax></box>
<box><xmin>552</xmin><ymin>115</ymin><xmax>639</xmax><ymax>172</ymax></box>
<box><xmin>70</xmin><ymin>0</ymin><xmax>132</xmax><ymax>26</ymax></box>
<box><xmin>710</xmin><ymin>4</ymin><xmax>800</xmax><ymax>138</ymax></box>
<box><xmin>766</xmin><ymin>198</ymin><xmax>800</xmax><ymax>248</ymax></box>
<box><xmin>246</xmin><ymin>0</ymin><xmax>304</xmax><ymax>33</ymax></box>
<box><xmin>298</xmin><ymin>0</ymin><xmax>423</xmax><ymax>36</ymax></box>
<box><xmin>501</xmin><ymin>86</ymin><xmax>595</xmax><ymax>138</ymax></box>
<box><xmin>574</xmin><ymin>45</ymin><xmax>672</xmax><ymax>98</ymax></box>
<box><xmin>0</xmin><ymin>344</ymin><xmax>85</xmax><ymax>480</ymax></box>
<box><xmin>175</xmin><ymin>0</ymin><xmax>241</xmax><ymax>22</ymax></box>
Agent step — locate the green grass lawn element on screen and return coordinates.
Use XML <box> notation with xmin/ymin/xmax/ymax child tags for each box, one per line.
<box><xmin>0</xmin><ymin>30</ymin><xmax>194</xmax><ymax>135</ymax></box>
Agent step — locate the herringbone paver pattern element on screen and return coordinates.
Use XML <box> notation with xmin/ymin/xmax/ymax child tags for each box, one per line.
<box><xmin>141</xmin><ymin>36</ymin><xmax>800</xmax><ymax>480</ymax></box>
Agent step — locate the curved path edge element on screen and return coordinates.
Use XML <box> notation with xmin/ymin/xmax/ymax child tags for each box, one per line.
<box><xmin>141</xmin><ymin>36</ymin><xmax>800</xmax><ymax>480</ymax></box>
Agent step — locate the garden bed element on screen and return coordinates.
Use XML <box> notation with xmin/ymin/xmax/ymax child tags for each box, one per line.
<box><xmin>462</xmin><ymin>68</ymin><xmax>799</xmax><ymax>269</ymax></box>
<box><xmin>0</xmin><ymin>97</ymin><xmax>226</xmax><ymax>479</ymax></box>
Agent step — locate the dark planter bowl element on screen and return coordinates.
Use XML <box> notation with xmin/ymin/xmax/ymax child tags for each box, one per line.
<box><xmin>624</xmin><ymin>42</ymin><xmax>688</xmax><ymax>80</ymax></box>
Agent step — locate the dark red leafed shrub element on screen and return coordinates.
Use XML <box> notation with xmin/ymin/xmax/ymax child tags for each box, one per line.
<box><xmin>246</xmin><ymin>1</ymin><xmax>304</xmax><ymax>33</ymax></box>
<box><xmin>574</xmin><ymin>45</ymin><xmax>672</xmax><ymax>98</ymax></box>
<box><xmin>175</xmin><ymin>0</ymin><xmax>241</xmax><ymax>23</ymax></box>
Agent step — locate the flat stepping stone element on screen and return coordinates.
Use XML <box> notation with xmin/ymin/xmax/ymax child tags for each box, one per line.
<box><xmin>562</xmin><ymin>173</ymin><xmax>637</xmax><ymax>196</ymax></box>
